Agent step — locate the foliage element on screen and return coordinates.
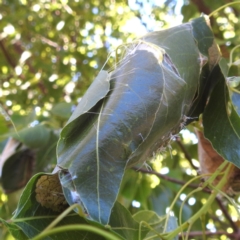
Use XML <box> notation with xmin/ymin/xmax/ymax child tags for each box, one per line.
<box><xmin>1</xmin><ymin>0</ymin><xmax>240</xmax><ymax>240</ymax></box>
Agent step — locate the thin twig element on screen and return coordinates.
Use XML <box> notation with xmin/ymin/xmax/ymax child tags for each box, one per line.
<box><xmin>175</xmin><ymin>137</ymin><xmax>198</xmax><ymax>170</ymax></box>
<box><xmin>179</xmin><ymin>230</ymin><xmax>237</xmax><ymax>238</ymax></box>
<box><xmin>131</xmin><ymin>167</ymin><xmax>200</xmax><ymax>189</ymax></box>
<box><xmin>0</xmin><ymin>39</ymin><xmax>16</xmax><ymax>68</ymax></box>
<box><xmin>215</xmin><ymin>197</ymin><xmax>239</xmax><ymax>232</ymax></box>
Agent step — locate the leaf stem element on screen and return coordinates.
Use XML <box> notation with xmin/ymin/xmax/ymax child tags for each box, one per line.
<box><xmin>42</xmin><ymin>204</ymin><xmax>83</xmax><ymax>232</ymax></box>
<box><xmin>139</xmin><ymin>221</ymin><xmax>165</xmax><ymax>240</ymax></box>
<box><xmin>229</xmin><ymin>44</ymin><xmax>240</xmax><ymax>68</ymax></box>
<box><xmin>31</xmin><ymin>224</ymin><xmax>122</xmax><ymax>240</ymax></box>
<box><xmin>164</xmin><ymin>162</ymin><xmax>232</xmax><ymax>240</ymax></box>
<box><xmin>201</xmin><ymin>214</ymin><xmax>207</xmax><ymax>240</ymax></box>
<box><xmin>162</xmin><ymin>174</ymin><xmax>210</xmax><ymax>233</ymax></box>
<box><xmin>208</xmin><ymin>1</ymin><xmax>240</xmax><ymax>17</ymax></box>
<box><xmin>179</xmin><ymin>187</ymin><xmax>202</xmax><ymax>235</ymax></box>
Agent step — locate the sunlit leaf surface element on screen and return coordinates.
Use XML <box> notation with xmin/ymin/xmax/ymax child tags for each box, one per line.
<box><xmin>56</xmin><ymin>17</ymin><xmax>219</xmax><ymax>224</ymax></box>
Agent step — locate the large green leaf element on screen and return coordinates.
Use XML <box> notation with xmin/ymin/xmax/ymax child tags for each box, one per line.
<box><xmin>203</xmin><ymin>63</ymin><xmax>240</xmax><ymax>168</ymax></box>
<box><xmin>186</xmin><ymin>17</ymin><xmax>222</xmax><ymax>122</ymax></box>
<box><xmin>56</xmin><ymin>16</ymin><xmax>219</xmax><ymax>224</ymax></box>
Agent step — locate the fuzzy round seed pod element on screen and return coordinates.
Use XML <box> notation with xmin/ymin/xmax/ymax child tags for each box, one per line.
<box><xmin>35</xmin><ymin>173</ymin><xmax>68</xmax><ymax>212</ymax></box>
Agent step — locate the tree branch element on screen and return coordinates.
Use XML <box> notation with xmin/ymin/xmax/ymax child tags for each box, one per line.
<box><xmin>175</xmin><ymin>137</ymin><xmax>198</xmax><ymax>170</ymax></box>
<box><xmin>215</xmin><ymin>197</ymin><xmax>239</xmax><ymax>232</ymax></box>
<box><xmin>3</xmin><ymin>39</ymin><xmax>48</xmax><ymax>95</ymax></box>
<box><xmin>131</xmin><ymin>166</ymin><xmax>200</xmax><ymax>189</ymax></box>
<box><xmin>0</xmin><ymin>39</ymin><xmax>16</xmax><ymax>68</ymax></box>
<box><xmin>179</xmin><ymin>230</ymin><xmax>237</xmax><ymax>238</ymax></box>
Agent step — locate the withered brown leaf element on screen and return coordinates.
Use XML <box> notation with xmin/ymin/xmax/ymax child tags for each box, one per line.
<box><xmin>196</xmin><ymin>129</ymin><xmax>240</xmax><ymax>194</ymax></box>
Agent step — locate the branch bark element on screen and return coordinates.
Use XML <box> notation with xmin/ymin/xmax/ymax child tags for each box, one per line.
<box><xmin>179</xmin><ymin>230</ymin><xmax>238</xmax><ymax>238</ymax></box>
<box><xmin>175</xmin><ymin>137</ymin><xmax>198</xmax><ymax>170</ymax></box>
<box><xmin>215</xmin><ymin>197</ymin><xmax>239</xmax><ymax>232</ymax></box>
<box><xmin>132</xmin><ymin>166</ymin><xmax>200</xmax><ymax>189</ymax></box>
<box><xmin>0</xmin><ymin>39</ymin><xmax>16</xmax><ymax>68</ymax></box>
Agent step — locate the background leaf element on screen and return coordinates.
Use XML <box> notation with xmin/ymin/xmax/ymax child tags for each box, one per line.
<box><xmin>51</xmin><ymin>103</ymin><xmax>72</xmax><ymax>120</ymax></box>
<box><xmin>1</xmin><ymin>149</ymin><xmax>34</xmax><ymax>193</ymax></box>
<box><xmin>13</xmin><ymin>124</ymin><xmax>51</xmax><ymax>149</ymax></box>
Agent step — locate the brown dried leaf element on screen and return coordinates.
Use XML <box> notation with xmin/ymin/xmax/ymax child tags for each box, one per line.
<box><xmin>196</xmin><ymin>129</ymin><xmax>240</xmax><ymax>194</ymax></box>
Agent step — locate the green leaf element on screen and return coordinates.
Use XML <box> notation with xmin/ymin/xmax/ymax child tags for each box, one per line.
<box><xmin>164</xmin><ymin>216</ymin><xmax>178</xmax><ymax>238</ymax></box>
<box><xmin>9</xmin><ymin>173</ymin><xmax>106</xmax><ymax>240</ymax></box>
<box><xmin>230</xmin><ymin>91</ymin><xmax>240</xmax><ymax>116</ymax></box>
<box><xmin>149</xmin><ymin>186</ymin><xmax>173</xmax><ymax>216</ymax></box>
<box><xmin>1</xmin><ymin>149</ymin><xmax>34</xmax><ymax>193</ymax></box>
<box><xmin>190</xmin><ymin>16</ymin><xmax>215</xmax><ymax>57</ymax></box>
<box><xmin>109</xmin><ymin>201</ymin><xmax>149</xmax><ymax>239</ymax></box>
<box><xmin>35</xmin><ymin>130</ymin><xmax>58</xmax><ymax>172</ymax></box>
<box><xmin>0</xmin><ymin>114</ymin><xmax>8</xmax><ymax>135</ymax></box>
<box><xmin>0</xmin><ymin>130</ymin><xmax>58</xmax><ymax>193</ymax></box>
<box><xmin>186</xmin><ymin>16</ymin><xmax>222</xmax><ymax>122</ymax></box>
<box><xmin>142</xmin><ymin>20</ymin><xmax>200</xmax><ymax>107</ymax></box>
<box><xmin>203</xmin><ymin>68</ymin><xmax>240</xmax><ymax>168</ymax></box>
<box><xmin>66</xmin><ymin>70</ymin><xmax>110</xmax><ymax>125</ymax></box>
<box><xmin>13</xmin><ymin>124</ymin><xmax>51</xmax><ymax>149</ymax></box>
<box><xmin>10</xmin><ymin>111</ymin><xmax>36</xmax><ymax>130</ymax></box>
<box><xmin>133</xmin><ymin>210</ymin><xmax>178</xmax><ymax>240</ymax></box>
<box><xmin>51</xmin><ymin>102</ymin><xmax>72</xmax><ymax>120</ymax></box>
<box><xmin>0</xmin><ymin>219</ymin><xmax>28</xmax><ymax>240</ymax></box>
<box><xmin>227</xmin><ymin>76</ymin><xmax>240</xmax><ymax>117</ymax></box>
<box><xmin>57</xmin><ymin>19</ymin><xmax>207</xmax><ymax>224</ymax></box>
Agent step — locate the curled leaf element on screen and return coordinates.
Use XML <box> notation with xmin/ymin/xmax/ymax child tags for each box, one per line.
<box><xmin>57</xmin><ymin>16</ymin><xmax>219</xmax><ymax>224</ymax></box>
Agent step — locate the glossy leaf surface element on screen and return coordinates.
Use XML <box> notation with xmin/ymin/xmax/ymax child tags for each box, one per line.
<box><xmin>57</xmin><ymin>16</ymin><xmax>219</xmax><ymax>224</ymax></box>
<box><xmin>203</xmin><ymin>62</ymin><xmax>240</xmax><ymax>168</ymax></box>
